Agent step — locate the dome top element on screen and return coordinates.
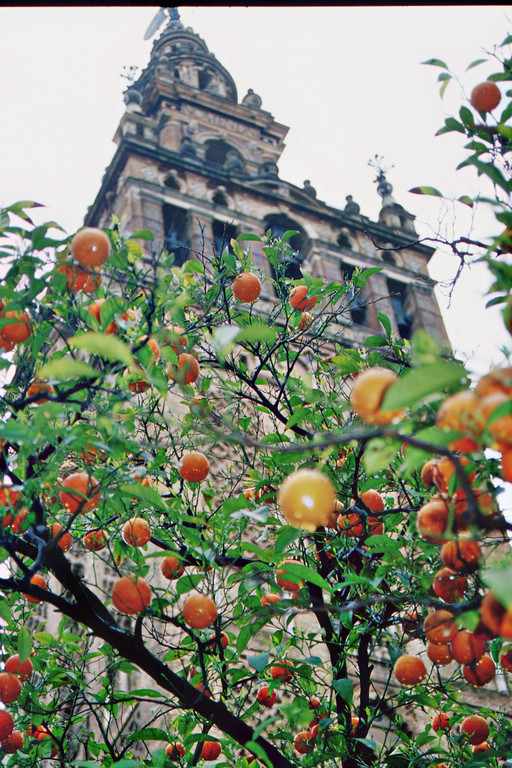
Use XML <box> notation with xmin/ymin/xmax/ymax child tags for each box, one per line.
<box><xmin>133</xmin><ymin>8</ymin><xmax>238</xmax><ymax>104</ymax></box>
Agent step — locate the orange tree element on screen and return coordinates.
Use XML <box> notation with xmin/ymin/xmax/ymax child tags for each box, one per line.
<box><xmin>1</xmin><ymin>41</ymin><xmax>512</xmax><ymax>768</ymax></box>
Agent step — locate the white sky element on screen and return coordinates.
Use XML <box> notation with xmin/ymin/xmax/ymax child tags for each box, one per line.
<box><xmin>1</xmin><ymin>6</ymin><xmax>512</xmax><ymax>376</ymax></box>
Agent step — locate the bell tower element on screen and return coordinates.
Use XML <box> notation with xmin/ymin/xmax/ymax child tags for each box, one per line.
<box><xmin>85</xmin><ymin>7</ymin><xmax>450</xmax><ymax>352</ymax></box>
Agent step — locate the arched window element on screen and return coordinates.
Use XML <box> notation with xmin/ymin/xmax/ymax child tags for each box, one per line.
<box><xmin>381</xmin><ymin>249</ymin><xmax>395</xmax><ymax>264</ymax></box>
<box><xmin>204</xmin><ymin>140</ymin><xmax>244</xmax><ymax>172</ymax></box>
<box><xmin>212</xmin><ymin>220</ymin><xmax>237</xmax><ymax>258</ymax></box>
<box><xmin>163</xmin><ymin>204</ymin><xmax>190</xmax><ymax>267</ymax></box>
<box><xmin>387</xmin><ymin>277</ymin><xmax>413</xmax><ymax>339</ymax></box>
<box><xmin>341</xmin><ymin>263</ymin><xmax>367</xmax><ymax>325</ymax></box>
<box><xmin>264</xmin><ymin>214</ymin><xmax>305</xmax><ymax>281</ymax></box>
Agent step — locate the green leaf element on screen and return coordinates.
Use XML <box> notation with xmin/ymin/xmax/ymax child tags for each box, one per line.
<box><xmin>377</xmin><ymin>312</ymin><xmax>392</xmax><ymax>337</ymax></box>
<box><xmin>457</xmin><ymin>195</ymin><xmax>474</xmax><ymax>208</ymax></box>
<box><xmin>364</xmin><ymin>335</ymin><xmax>387</xmax><ymax>347</ymax></box>
<box><xmin>127</xmin><ymin>728</ymin><xmax>168</xmax><ymax>742</ymax></box>
<box><xmin>236</xmin><ymin>325</ymin><xmax>277</xmax><ymax>344</ymax></box>
<box><xmin>381</xmin><ymin>361</ymin><xmax>468</xmax><ymax>410</ymax></box>
<box><xmin>275</xmin><ymin>526</ymin><xmax>300</xmax><ymax>554</ymax></box>
<box><xmin>18</xmin><ymin>626</ymin><xmax>32</xmax><ymax>662</ymax></box>
<box><xmin>243</xmin><ymin>741</ymin><xmax>273</xmax><ymax>768</ymax></box>
<box><xmin>275</xmin><ymin>562</ymin><xmax>333</xmax><ymax>594</ymax></box>
<box><xmin>69</xmin><ymin>333</ymin><xmax>133</xmax><ymax>365</ymax></box>
<box><xmin>175</xmin><ymin>573</ymin><xmax>204</xmax><ymax>596</ymax></box>
<box><xmin>0</xmin><ymin>600</ymin><xmax>11</xmax><ymax>623</ymax></box>
<box><xmin>421</xmin><ymin>58</ymin><xmax>448</xmax><ymax>69</ymax></box>
<box><xmin>466</xmin><ymin>58</ymin><xmax>488</xmax><ymax>71</ymax></box>
<box><xmin>118</xmin><ymin>484</ymin><xmax>169</xmax><ymax>513</ymax></box>
<box><xmin>364</xmin><ymin>438</ymin><xmax>401</xmax><ymax>474</ymax></box>
<box><xmin>237</xmin><ymin>234</ymin><xmax>261</xmax><ymax>241</ymax></box>
<box><xmin>408</xmin><ymin>186</ymin><xmax>443</xmax><ymax>197</ymax></box>
<box><xmin>333</xmin><ymin>678</ymin><xmax>353</xmax><ymax>704</ymax></box>
<box><xmin>459</xmin><ymin>105</ymin><xmax>474</xmax><ymax>126</ymax></box>
<box><xmin>129</xmin><ymin>229</ymin><xmax>154</xmax><ymax>241</ymax></box>
<box><xmin>328</xmin><ymin>353</ymin><xmax>360</xmax><ymax>374</ymax></box>
<box><xmin>39</xmin><ymin>357</ymin><xmax>99</xmax><ymax>380</ymax></box>
<box><xmin>483</xmin><ymin>563</ymin><xmax>512</xmax><ymax>609</ymax></box>
<box><xmin>247</xmin><ymin>652</ymin><xmax>269</xmax><ymax>673</ymax></box>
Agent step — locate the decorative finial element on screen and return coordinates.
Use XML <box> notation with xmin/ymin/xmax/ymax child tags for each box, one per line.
<box><xmin>369</xmin><ymin>155</ymin><xmax>395</xmax><ymax>199</ymax></box>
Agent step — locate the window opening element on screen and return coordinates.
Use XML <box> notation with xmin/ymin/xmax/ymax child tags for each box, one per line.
<box><xmin>341</xmin><ymin>263</ymin><xmax>367</xmax><ymax>325</ymax></box>
<box><xmin>387</xmin><ymin>277</ymin><xmax>413</xmax><ymax>339</ymax></box>
<box><xmin>163</xmin><ymin>204</ymin><xmax>190</xmax><ymax>267</ymax></box>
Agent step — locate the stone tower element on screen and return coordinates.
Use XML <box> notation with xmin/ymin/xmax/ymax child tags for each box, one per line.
<box><xmin>85</xmin><ymin>8</ymin><xmax>449</xmax><ymax>352</ymax></box>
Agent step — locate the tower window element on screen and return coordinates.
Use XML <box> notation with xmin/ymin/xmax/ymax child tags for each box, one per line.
<box><xmin>341</xmin><ymin>263</ymin><xmax>367</xmax><ymax>325</ymax></box>
<box><xmin>163</xmin><ymin>204</ymin><xmax>190</xmax><ymax>267</ymax></box>
<box><xmin>387</xmin><ymin>277</ymin><xmax>413</xmax><ymax>339</ymax></box>
<box><xmin>264</xmin><ymin>214</ymin><xmax>305</xmax><ymax>281</ymax></box>
<box><xmin>205</xmin><ymin>140</ymin><xmax>243</xmax><ymax>171</ymax></box>
<box><xmin>212</xmin><ymin>220</ymin><xmax>237</xmax><ymax>258</ymax></box>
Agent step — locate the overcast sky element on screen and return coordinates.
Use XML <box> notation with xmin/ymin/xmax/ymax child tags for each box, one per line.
<box><xmin>1</xmin><ymin>6</ymin><xmax>512</xmax><ymax>377</ymax></box>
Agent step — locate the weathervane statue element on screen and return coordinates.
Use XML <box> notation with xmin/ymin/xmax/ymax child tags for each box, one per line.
<box><xmin>144</xmin><ymin>7</ymin><xmax>181</xmax><ymax>40</ymax></box>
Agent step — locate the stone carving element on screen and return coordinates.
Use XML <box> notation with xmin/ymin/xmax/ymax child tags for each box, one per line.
<box><xmin>181</xmin><ymin>104</ymin><xmax>260</xmax><ymax>139</ymax></box>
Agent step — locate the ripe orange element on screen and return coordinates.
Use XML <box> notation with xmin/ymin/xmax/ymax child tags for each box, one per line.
<box><xmin>4</xmin><ymin>653</ymin><xmax>33</xmax><ymax>682</ymax></box>
<box><xmin>182</xmin><ymin>592</ymin><xmax>218</xmax><ymax>629</ymax></box>
<box><xmin>500</xmin><ymin>646</ymin><xmax>512</xmax><ymax>672</ymax></box>
<box><xmin>26</xmin><ymin>380</ymin><xmax>54</xmax><ymax>403</ymax></box>
<box><xmin>164</xmin><ymin>324</ymin><xmax>188</xmax><ymax>356</ymax></box>
<box><xmin>59</xmin><ymin>471</ymin><xmax>100</xmax><ymax>515</ymax></box>
<box><xmin>276</xmin><ymin>559</ymin><xmax>303</xmax><ymax>592</ymax></box>
<box><xmin>260</xmin><ymin>592</ymin><xmax>281</xmax><ymax>608</ymax></box>
<box><xmin>277</xmin><ymin>468</ymin><xmax>336</xmax><ymax>532</ymax></box>
<box><xmin>86</xmin><ymin>298</ymin><xmax>117</xmax><ymax>334</ymax></box>
<box><xmin>440</xmin><ymin>537</ymin><xmax>481</xmax><ymax>573</ymax></box>
<box><xmin>289</xmin><ymin>285</ymin><xmax>317</xmax><ymax>312</ymax></box>
<box><xmin>1</xmin><ymin>730</ymin><xmax>23</xmax><ymax>753</ymax></box>
<box><xmin>0</xmin><ymin>710</ymin><xmax>14</xmax><ymax>741</ymax></box>
<box><xmin>160</xmin><ymin>556</ymin><xmax>185</xmax><ymax>580</ymax></box>
<box><xmin>83</xmin><ymin>529</ymin><xmax>107</xmax><ymax>551</ymax></box>
<box><xmin>0</xmin><ymin>485</ymin><xmax>21</xmax><ymax>510</ymax></box>
<box><xmin>207</xmin><ymin>631</ymin><xmax>229</xmax><ymax>651</ymax></box>
<box><xmin>178</xmin><ymin>451</ymin><xmax>210</xmax><ymax>482</ymax></box>
<box><xmin>23</xmin><ymin>573</ymin><xmax>48</xmax><ymax>604</ymax></box>
<box><xmin>57</xmin><ymin>262</ymin><xmax>89</xmax><ymax>292</ymax></box>
<box><xmin>501</xmin><ymin>448</ymin><xmax>512</xmax><ymax>482</ymax></box>
<box><xmin>122</xmin><ymin>517</ymin><xmax>151</xmax><ymax>547</ymax></box>
<box><xmin>451</xmin><ymin>630</ymin><xmax>485</xmax><ymax>665</ymax></box>
<box><xmin>436</xmin><ymin>389</ymin><xmax>482</xmax><ymax>437</ymax></box>
<box><xmin>473</xmin><ymin>742</ymin><xmax>491</xmax><ymax>753</ymax></box>
<box><xmin>393</xmin><ymin>654</ymin><xmax>427</xmax><ymax>686</ymax></box>
<box><xmin>168</xmin><ymin>352</ymin><xmax>200</xmax><ymax>385</ymax></box>
<box><xmin>200</xmin><ymin>741</ymin><xmax>221</xmax><ymax>761</ymax></box>
<box><xmin>0</xmin><ymin>672</ymin><xmax>22</xmax><ymax>703</ymax></box>
<box><xmin>432</xmin><ymin>567</ymin><xmax>467</xmax><ymax>603</ymax></box>
<box><xmin>257</xmin><ymin>685</ymin><xmax>277</xmax><ymax>707</ymax></box>
<box><xmin>426</xmin><ymin>641</ymin><xmax>453</xmax><ymax>666</ymax></box>
<box><xmin>232</xmin><ymin>272</ymin><xmax>262</xmax><ymax>303</ymax></box>
<box><xmin>416</xmin><ymin>497</ymin><xmax>450</xmax><ymax>544</ymax></box>
<box><xmin>462</xmin><ymin>654</ymin><xmax>495</xmax><ymax>687</ymax></box>
<box><xmin>337</xmin><ymin>511</ymin><xmax>364</xmax><ymax>537</ymax></box>
<box><xmin>49</xmin><ymin>522</ymin><xmax>72</xmax><ymax>552</ymax></box>
<box><xmin>432</xmin><ymin>712</ymin><xmax>450</xmax><ymax>733</ymax></box>
<box><xmin>361</xmin><ymin>488</ymin><xmax>385</xmax><ymax>512</ymax></box>
<box><xmin>423</xmin><ymin>610</ymin><xmax>458</xmax><ymax>645</ymax></box>
<box><xmin>0</xmin><ymin>310</ymin><xmax>31</xmax><ymax>344</ymax></box>
<box><xmin>349</xmin><ymin>367</ymin><xmax>403</xmax><ymax>425</ymax></box>
<box><xmin>470</xmin><ymin>81</ymin><xmax>501</xmax><ymax>113</ymax></box>
<box><xmin>71</xmin><ymin>227</ymin><xmax>111</xmax><ymax>268</ymax></box>
<box><xmin>298</xmin><ymin>311</ymin><xmax>313</xmax><ymax>331</ymax></box>
<box><xmin>165</xmin><ymin>742</ymin><xmax>186</xmax><ymax>760</ymax></box>
<box><xmin>294</xmin><ymin>730</ymin><xmax>316</xmax><ymax>754</ymax></box>
<box><xmin>478</xmin><ymin>591</ymin><xmax>506</xmax><ymax>638</ymax></box>
<box><xmin>111</xmin><ymin>576</ymin><xmax>152</xmax><ymax>615</ymax></box>
<box><xmin>460</xmin><ymin>714</ymin><xmax>490</xmax><ymax>745</ymax></box>
<box><xmin>270</xmin><ymin>659</ymin><xmax>293</xmax><ymax>682</ymax></box>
